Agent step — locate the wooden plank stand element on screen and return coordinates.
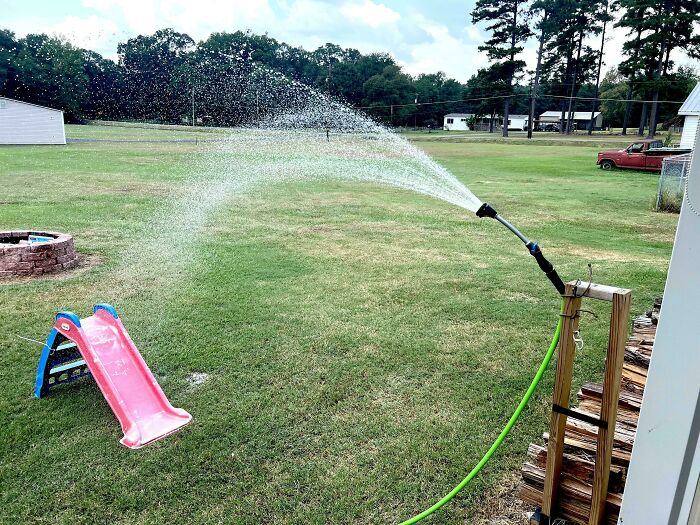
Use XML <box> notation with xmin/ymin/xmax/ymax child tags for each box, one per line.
<box><xmin>539</xmin><ymin>281</ymin><xmax>631</xmax><ymax>525</ymax></box>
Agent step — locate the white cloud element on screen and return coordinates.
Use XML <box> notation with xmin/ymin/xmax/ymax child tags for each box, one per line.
<box><xmin>464</xmin><ymin>24</ymin><xmax>480</xmax><ymax>42</ymax></box>
<box><xmin>48</xmin><ymin>15</ymin><xmax>119</xmax><ymax>51</ymax></box>
<box><xmin>82</xmin><ymin>0</ymin><xmax>159</xmax><ymax>35</ymax></box>
<box><xmin>339</xmin><ymin>0</ymin><xmax>400</xmax><ymax>29</ymax></box>
<box><xmin>281</xmin><ymin>0</ymin><xmax>344</xmax><ymax>34</ymax></box>
<box><xmin>160</xmin><ymin>0</ymin><xmax>275</xmax><ymax>38</ymax></box>
<box><xmin>81</xmin><ymin>0</ymin><xmax>275</xmax><ymax>39</ymax></box>
<box><xmin>401</xmin><ymin>16</ymin><xmax>488</xmax><ymax>82</ymax></box>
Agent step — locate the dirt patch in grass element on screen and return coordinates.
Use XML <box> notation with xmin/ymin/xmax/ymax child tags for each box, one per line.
<box><xmin>473</xmin><ymin>471</ymin><xmax>532</xmax><ymax>525</ymax></box>
<box><xmin>109</xmin><ymin>183</ymin><xmax>172</xmax><ymax>196</ymax></box>
<box><xmin>186</xmin><ymin>372</ymin><xmax>211</xmax><ymax>387</ymax></box>
<box><xmin>549</xmin><ymin>245</ymin><xmax>666</xmax><ymax>265</ymax></box>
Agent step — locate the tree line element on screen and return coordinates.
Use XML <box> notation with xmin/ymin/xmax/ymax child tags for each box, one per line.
<box><xmin>0</xmin><ymin>0</ymin><xmax>698</xmax><ymax>137</ymax></box>
<box><xmin>0</xmin><ymin>28</ymin><xmax>464</xmax><ymax>128</ymax></box>
<box><xmin>470</xmin><ymin>0</ymin><xmax>699</xmax><ymax>136</ymax></box>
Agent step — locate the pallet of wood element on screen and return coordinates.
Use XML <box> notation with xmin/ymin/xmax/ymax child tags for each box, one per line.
<box><xmin>518</xmin><ymin>297</ymin><xmax>661</xmax><ymax>524</ymax></box>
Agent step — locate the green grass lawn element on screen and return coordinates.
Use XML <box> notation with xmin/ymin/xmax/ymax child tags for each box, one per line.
<box><xmin>0</xmin><ymin>124</ymin><xmax>677</xmax><ymax>524</ymax></box>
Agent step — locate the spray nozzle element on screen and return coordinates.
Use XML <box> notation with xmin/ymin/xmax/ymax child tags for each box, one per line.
<box><xmin>476</xmin><ymin>202</ymin><xmax>497</xmax><ymax>218</ymax></box>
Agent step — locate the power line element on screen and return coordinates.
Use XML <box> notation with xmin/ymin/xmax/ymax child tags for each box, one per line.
<box><xmin>354</xmin><ymin>94</ymin><xmax>514</xmax><ymax>110</ymax></box>
<box><xmin>544</xmin><ymin>94</ymin><xmax>685</xmax><ymax>104</ymax></box>
<box><xmin>354</xmin><ymin>92</ymin><xmax>685</xmax><ymax>111</ymax></box>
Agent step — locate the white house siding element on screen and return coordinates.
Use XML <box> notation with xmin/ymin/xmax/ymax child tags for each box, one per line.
<box><xmin>443</xmin><ymin>114</ymin><xmax>470</xmax><ymax>131</ymax></box>
<box><xmin>0</xmin><ymin>97</ymin><xmax>66</xmax><ymax>145</ymax></box>
<box><xmin>507</xmin><ymin>117</ymin><xmax>527</xmax><ymax>130</ymax></box>
<box><xmin>680</xmin><ymin>115</ymin><xmax>698</xmax><ymax>150</ymax></box>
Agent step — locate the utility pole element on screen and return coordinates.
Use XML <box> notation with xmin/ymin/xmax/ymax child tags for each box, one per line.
<box><xmin>191</xmin><ymin>87</ymin><xmax>195</xmax><ymax>127</ymax></box>
<box><xmin>325</xmin><ymin>51</ymin><xmax>332</xmax><ymax>140</ymax></box>
<box><xmin>414</xmin><ymin>96</ymin><xmax>418</xmax><ymax>130</ymax></box>
<box><xmin>528</xmin><ymin>11</ymin><xmax>548</xmax><ymax>139</ymax></box>
<box><xmin>588</xmin><ymin>3</ymin><xmax>608</xmax><ymax>135</ymax></box>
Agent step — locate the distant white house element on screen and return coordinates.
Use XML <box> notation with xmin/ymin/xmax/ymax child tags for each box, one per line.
<box><xmin>506</xmin><ymin>114</ymin><xmax>529</xmax><ymax>131</ymax></box>
<box><xmin>539</xmin><ymin>111</ymin><xmax>603</xmax><ymax>130</ymax></box>
<box><xmin>444</xmin><ymin>113</ymin><xmax>512</xmax><ymax>131</ymax></box>
<box><xmin>679</xmin><ymin>83</ymin><xmax>700</xmax><ymax>150</ymax></box>
<box><xmin>443</xmin><ymin>113</ymin><xmax>470</xmax><ymax>131</ymax></box>
<box><xmin>0</xmin><ymin>96</ymin><xmax>66</xmax><ymax>145</ymax></box>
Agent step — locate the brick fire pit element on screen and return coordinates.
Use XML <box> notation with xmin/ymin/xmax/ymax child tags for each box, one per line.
<box><xmin>0</xmin><ymin>231</ymin><xmax>78</xmax><ymax>278</ymax></box>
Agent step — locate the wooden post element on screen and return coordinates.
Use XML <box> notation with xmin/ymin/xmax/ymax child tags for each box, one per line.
<box><xmin>541</xmin><ymin>281</ymin><xmax>631</xmax><ymax>524</ymax></box>
<box><xmin>589</xmin><ymin>289</ymin><xmax>631</xmax><ymax>525</ymax></box>
<box><xmin>542</xmin><ymin>282</ymin><xmax>581</xmax><ymax>518</ymax></box>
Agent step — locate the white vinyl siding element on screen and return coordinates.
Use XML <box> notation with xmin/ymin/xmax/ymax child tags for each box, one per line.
<box><xmin>443</xmin><ymin>114</ymin><xmax>471</xmax><ymax>131</ymax></box>
<box><xmin>680</xmin><ymin>115</ymin><xmax>698</xmax><ymax>150</ymax></box>
<box><xmin>0</xmin><ymin>97</ymin><xmax>66</xmax><ymax>145</ymax></box>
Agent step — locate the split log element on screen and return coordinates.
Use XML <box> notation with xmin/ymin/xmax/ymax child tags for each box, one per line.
<box><xmin>527</xmin><ymin>444</ymin><xmax>624</xmax><ymax>492</ymax></box>
<box><xmin>543</xmin><ymin>432</ymin><xmax>633</xmax><ymax>465</ymax></box>
<box><xmin>519</xmin><ymin>471</ymin><xmax>620</xmax><ymax>525</ymax></box>
<box><xmin>579</xmin><ymin>382</ymin><xmax>642</xmax><ymax>412</ymax></box>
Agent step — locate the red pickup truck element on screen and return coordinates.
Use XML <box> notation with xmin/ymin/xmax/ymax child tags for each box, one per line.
<box><xmin>597</xmin><ymin>139</ymin><xmax>691</xmax><ymax>171</ymax></box>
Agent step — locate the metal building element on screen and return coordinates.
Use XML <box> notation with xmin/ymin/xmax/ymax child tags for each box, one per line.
<box><xmin>679</xmin><ymin>82</ymin><xmax>700</xmax><ymax>150</ymax></box>
<box><xmin>538</xmin><ymin>110</ymin><xmax>603</xmax><ymax>130</ymax></box>
<box><xmin>0</xmin><ymin>96</ymin><xmax>66</xmax><ymax>145</ymax></box>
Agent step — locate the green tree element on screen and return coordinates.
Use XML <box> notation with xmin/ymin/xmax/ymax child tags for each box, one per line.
<box><xmin>413</xmin><ymin>72</ymin><xmax>465</xmax><ymax>126</ymax></box>
<box><xmin>466</xmin><ymin>65</ymin><xmax>510</xmax><ymax>132</ymax></box>
<box><xmin>471</xmin><ymin>0</ymin><xmax>532</xmax><ymax>136</ymax></box>
<box><xmin>616</xmin><ymin>0</ymin><xmax>700</xmax><ymax>136</ymax></box>
<box><xmin>537</xmin><ymin>0</ymin><xmax>609</xmax><ymax>134</ymax></box>
<box><xmin>82</xmin><ymin>50</ymin><xmax>125</xmax><ymax>120</ymax></box>
<box><xmin>362</xmin><ymin>65</ymin><xmax>414</xmax><ymax>126</ymax></box>
<box><xmin>118</xmin><ymin>28</ymin><xmax>194</xmax><ymax>122</ymax></box>
<box><xmin>0</xmin><ymin>29</ymin><xmax>17</xmax><ymax>94</ymax></box>
<box><xmin>189</xmin><ymin>32</ymin><xmax>258</xmax><ymax>125</ymax></box>
<box><xmin>599</xmin><ymin>69</ymin><xmax>631</xmax><ymax>127</ymax></box>
<box><xmin>12</xmin><ymin>34</ymin><xmax>88</xmax><ymax>121</ymax></box>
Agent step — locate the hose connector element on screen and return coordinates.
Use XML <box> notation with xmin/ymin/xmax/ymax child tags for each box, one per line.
<box><xmin>526</xmin><ymin>241</ymin><xmax>566</xmax><ymax>296</ymax></box>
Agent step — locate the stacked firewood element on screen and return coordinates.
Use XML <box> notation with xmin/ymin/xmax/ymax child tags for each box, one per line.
<box><xmin>518</xmin><ymin>297</ymin><xmax>661</xmax><ymax>524</ymax></box>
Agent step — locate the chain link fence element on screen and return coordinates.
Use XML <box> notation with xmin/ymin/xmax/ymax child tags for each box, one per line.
<box><xmin>656</xmin><ymin>152</ymin><xmax>693</xmax><ymax>212</ymax></box>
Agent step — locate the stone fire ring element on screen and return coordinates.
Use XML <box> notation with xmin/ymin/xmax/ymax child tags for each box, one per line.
<box><xmin>0</xmin><ymin>231</ymin><xmax>79</xmax><ymax>278</ymax></box>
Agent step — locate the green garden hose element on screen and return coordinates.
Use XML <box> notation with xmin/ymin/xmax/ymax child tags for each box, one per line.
<box><xmin>398</xmin><ymin>301</ymin><xmax>564</xmax><ymax>525</ymax></box>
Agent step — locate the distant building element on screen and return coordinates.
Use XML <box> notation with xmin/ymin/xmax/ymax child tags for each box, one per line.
<box><xmin>506</xmin><ymin>115</ymin><xmax>529</xmax><ymax>131</ymax></box>
<box><xmin>679</xmin><ymin>83</ymin><xmax>700</xmax><ymax>150</ymax></box>
<box><xmin>539</xmin><ymin>111</ymin><xmax>603</xmax><ymax>131</ymax></box>
<box><xmin>443</xmin><ymin>113</ymin><xmax>471</xmax><ymax>131</ymax></box>
<box><xmin>443</xmin><ymin>113</ymin><xmax>512</xmax><ymax>131</ymax></box>
<box><xmin>0</xmin><ymin>97</ymin><xmax>66</xmax><ymax>145</ymax></box>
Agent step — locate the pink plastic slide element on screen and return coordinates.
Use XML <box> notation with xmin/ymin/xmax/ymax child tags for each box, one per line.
<box><xmin>36</xmin><ymin>304</ymin><xmax>191</xmax><ymax>449</ymax></box>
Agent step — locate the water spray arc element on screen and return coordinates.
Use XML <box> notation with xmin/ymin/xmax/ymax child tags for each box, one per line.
<box><xmin>105</xmin><ymin>62</ymin><xmax>569</xmax><ymax>522</ymax></box>
<box><xmin>399</xmin><ymin>204</ymin><xmax>566</xmax><ymax>525</ymax></box>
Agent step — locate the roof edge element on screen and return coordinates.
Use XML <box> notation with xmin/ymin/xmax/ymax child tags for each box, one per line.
<box><xmin>0</xmin><ymin>96</ymin><xmax>64</xmax><ymax>113</ymax></box>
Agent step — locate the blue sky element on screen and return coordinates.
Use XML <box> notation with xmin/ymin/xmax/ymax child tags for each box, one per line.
<box><xmin>1</xmin><ymin>0</ymin><xmax>696</xmax><ymax>83</ymax></box>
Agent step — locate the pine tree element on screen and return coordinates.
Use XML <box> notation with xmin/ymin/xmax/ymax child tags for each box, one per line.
<box><xmin>537</xmin><ymin>0</ymin><xmax>609</xmax><ymax>134</ymax></box>
<box><xmin>527</xmin><ymin>1</ymin><xmax>555</xmax><ymax>138</ymax></box>
<box><xmin>471</xmin><ymin>0</ymin><xmax>532</xmax><ymax>137</ymax></box>
<box><xmin>587</xmin><ymin>0</ymin><xmax>612</xmax><ymax>134</ymax></box>
<box><xmin>616</xmin><ymin>0</ymin><xmax>700</xmax><ymax>136</ymax></box>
